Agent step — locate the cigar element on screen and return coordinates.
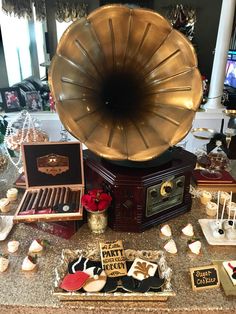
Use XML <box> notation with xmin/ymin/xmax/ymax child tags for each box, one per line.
<box><xmin>48</xmin><ymin>188</ymin><xmax>57</xmax><ymax>208</ymax></box>
<box><xmin>38</xmin><ymin>188</ymin><xmax>48</xmax><ymax>209</ymax></box>
<box><xmin>20</xmin><ymin>191</ymin><xmax>33</xmax><ymax>212</ymax></box>
<box><xmin>25</xmin><ymin>192</ymin><xmax>37</xmax><ymax>212</ymax></box>
<box><xmin>59</xmin><ymin>187</ymin><xmax>66</xmax><ymax>204</ymax></box>
<box><xmin>75</xmin><ymin>190</ymin><xmax>81</xmax><ymax>210</ymax></box>
<box><xmin>70</xmin><ymin>190</ymin><xmax>77</xmax><ymax>205</ymax></box>
<box><xmin>53</xmin><ymin>188</ymin><xmax>61</xmax><ymax>207</ymax></box>
<box><xmin>32</xmin><ymin>189</ymin><xmax>43</xmax><ymax>210</ymax></box>
<box><xmin>43</xmin><ymin>188</ymin><xmax>52</xmax><ymax>208</ymax></box>
<box><xmin>63</xmin><ymin>187</ymin><xmax>70</xmax><ymax>204</ymax></box>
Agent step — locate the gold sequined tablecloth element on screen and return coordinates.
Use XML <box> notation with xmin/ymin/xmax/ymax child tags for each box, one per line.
<box><xmin>0</xmin><ymin>164</ymin><xmax>236</xmax><ymax>314</ymax></box>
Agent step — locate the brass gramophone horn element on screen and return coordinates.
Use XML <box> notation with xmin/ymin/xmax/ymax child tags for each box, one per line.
<box><xmin>49</xmin><ymin>5</ymin><xmax>202</xmax><ymax>161</ymax></box>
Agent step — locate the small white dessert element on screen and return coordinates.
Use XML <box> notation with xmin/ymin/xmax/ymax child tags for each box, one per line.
<box><xmin>0</xmin><ymin>256</ymin><xmax>9</xmax><ymax>272</ymax></box>
<box><xmin>206</xmin><ymin>202</ymin><xmax>218</xmax><ymax>217</ymax></box>
<box><xmin>226</xmin><ymin>228</ymin><xmax>236</xmax><ymax>240</ymax></box>
<box><xmin>213</xmin><ymin>228</ymin><xmax>225</xmax><ymax>239</ymax></box>
<box><xmin>223</xmin><ymin>219</ymin><xmax>234</xmax><ymax>230</ymax></box>
<box><xmin>209</xmin><ymin>220</ymin><xmax>222</xmax><ymax>231</ymax></box>
<box><xmin>160</xmin><ymin>224</ymin><xmax>172</xmax><ymax>237</ymax></box>
<box><xmin>7</xmin><ymin>240</ymin><xmax>20</xmax><ymax>253</ymax></box>
<box><xmin>200</xmin><ymin>191</ymin><xmax>212</xmax><ymax>205</ymax></box>
<box><xmin>226</xmin><ymin>202</ymin><xmax>236</xmax><ymax>218</ymax></box>
<box><xmin>6</xmin><ymin>188</ymin><xmax>18</xmax><ymax>202</ymax></box>
<box><xmin>219</xmin><ymin>192</ymin><xmax>230</xmax><ymax>206</ymax></box>
<box><xmin>182</xmin><ymin>223</ymin><xmax>194</xmax><ymax>237</ymax></box>
<box><xmin>188</xmin><ymin>240</ymin><xmax>201</xmax><ymax>255</ymax></box>
<box><xmin>21</xmin><ymin>256</ymin><xmax>37</xmax><ymax>271</ymax></box>
<box><xmin>164</xmin><ymin>239</ymin><xmax>177</xmax><ymax>254</ymax></box>
<box><xmin>28</xmin><ymin>239</ymin><xmax>43</xmax><ymax>253</ymax></box>
<box><xmin>0</xmin><ymin>198</ymin><xmax>11</xmax><ymax>213</ymax></box>
<box><xmin>223</xmin><ymin>261</ymin><xmax>236</xmax><ymax>285</ymax></box>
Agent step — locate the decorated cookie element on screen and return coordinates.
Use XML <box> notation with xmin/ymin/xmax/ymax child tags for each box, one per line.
<box><xmin>102</xmin><ymin>275</ymin><xmax>135</xmax><ymax>293</ymax></box>
<box><xmin>0</xmin><ymin>255</ymin><xmax>9</xmax><ymax>272</ymax></box>
<box><xmin>22</xmin><ymin>255</ymin><xmax>37</xmax><ymax>271</ymax></box>
<box><xmin>188</xmin><ymin>239</ymin><xmax>201</xmax><ymax>255</ymax></box>
<box><xmin>223</xmin><ymin>261</ymin><xmax>236</xmax><ymax>285</ymax></box>
<box><xmin>60</xmin><ymin>271</ymin><xmax>90</xmax><ymax>292</ymax></box>
<box><xmin>28</xmin><ymin>239</ymin><xmax>49</xmax><ymax>253</ymax></box>
<box><xmin>68</xmin><ymin>256</ymin><xmax>103</xmax><ymax>277</ymax></box>
<box><xmin>164</xmin><ymin>239</ymin><xmax>177</xmax><ymax>254</ymax></box>
<box><xmin>128</xmin><ymin>258</ymin><xmax>158</xmax><ymax>281</ymax></box>
<box><xmin>82</xmin><ymin>270</ymin><xmax>107</xmax><ymax>292</ymax></box>
<box><xmin>160</xmin><ymin>224</ymin><xmax>172</xmax><ymax>237</ymax></box>
<box><xmin>7</xmin><ymin>240</ymin><xmax>20</xmax><ymax>253</ymax></box>
<box><xmin>182</xmin><ymin>223</ymin><xmax>194</xmax><ymax>237</ymax></box>
<box><xmin>135</xmin><ymin>276</ymin><xmax>165</xmax><ymax>293</ymax></box>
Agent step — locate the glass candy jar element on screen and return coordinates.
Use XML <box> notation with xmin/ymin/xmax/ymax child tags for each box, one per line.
<box><xmin>4</xmin><ymin>110</ymin><xmax>49</xmax><ymax>172</ymax></box>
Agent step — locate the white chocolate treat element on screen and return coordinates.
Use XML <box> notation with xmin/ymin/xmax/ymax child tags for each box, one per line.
<box><xmin>28</xmin><ymin>240</ymin><xmax>43</xmax><ymax>253</ymax></box>
<box><xmin>226</xmin><ymin>228</ymin><xmax>236</xmax><ymax>240</ymax></box>
<box><xmin>206</xmin><ymin>202</ymin><xmax>218</xmax><ymax>217</ymax></box>
<box><xmin>164</xmin><ymin>239</ymin><xmax>177</xmax><ymax>254</ymax></box>
<box><xmin>188</xmin><ymin>241</ymin><xmax>201</xmax><ymax>255</ymax></box>
<box><xmin>223</xmin><ymin>261</ymin><xmax>236</xmax><ymax>285</ymax></box>
<box><xmin>200</xmin><ymin>191</ymin><xmax>212</xmax><ymax>205</ymax></box>
<box><xmin>182</xmin><ymin>223</ymin><xmax>194</xmax><ymax>237</ymax></box>
<box><xmin>83</xmin><ymin>270</ymin><xmax>107</xmax><ymax>292</ymax></box>
<box><xmin>226</xmin><ymin>202</ymin><xmax>236</xmax><ymax>218</ymax></box>
<box><xmin>223</xmin><ymin>219</ymin><xmax>234</xmax><ymax>230</ymax></box>
<box><xmin>220</xmin><ymin>192</ymin><xmax>230</xmax><ymax>206</ymax></box>
<box><xmin>21</xmin><ymin>256</ymin><xmax>37</xmax><ymax>271</ymax></box>
<box><xmin>0</xmin><ymin>256</ymin><xmax>9</xmax><ymax>272</ymax></box>
<box><xmin>160</xmin><ymin>224</ymin><xmax>172</xmax><ymax>237</ymax></box>
<box><xmin>213</xmin><ymin>228</ymin><xmax>225</xmax><ymax>239</ymax></box>
<box><xmin>6</xmin><ymin>188</ymin><xmax>18</xmax><ymax>202</ymax></box>
<box><xmin>127</xmin><ymin>257</ymin><xmax>158</xmax><ymax>280</ymax></box>
<box><xmin>209</xmin><ymin>220</ymin><xmax>222</xmax><ymax>231</ymax></box>
<box><xmin>0</xmin><ymin>198</ymin><xmax>11</xmax><ymax>213</ymax></box>
<box><xmin>7</xmin><ymin>240</ymin><xmax>20</xmax><ymax>253</ymax></box>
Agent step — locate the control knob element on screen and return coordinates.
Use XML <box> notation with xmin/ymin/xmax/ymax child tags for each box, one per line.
<box><xmin>164</xmin><ymin>186</ymin><xmax>172</xmax><ymax>194</ymax></box>
<box><xmin>150</xmin><ymin>189</ymin><xmax>158</xmax><ymax>198</ymax></box>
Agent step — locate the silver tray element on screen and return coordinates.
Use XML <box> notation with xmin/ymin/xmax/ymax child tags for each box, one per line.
<box><xmin>53</xmin><ymin>249</ymin><xmax>175</xmax><ymax>301</ymax></box>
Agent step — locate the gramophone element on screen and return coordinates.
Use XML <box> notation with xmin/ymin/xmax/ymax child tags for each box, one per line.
<box><xmin>49</xmin><ymin>5</ymin><xmax>202</xmax><ymax>232</ymax></box>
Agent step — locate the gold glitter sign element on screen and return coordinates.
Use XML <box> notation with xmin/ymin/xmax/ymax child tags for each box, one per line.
<box><xmin>100</xmin><ymin>240</ymin><xmax>127</xmax><ymax>277</ymax></box>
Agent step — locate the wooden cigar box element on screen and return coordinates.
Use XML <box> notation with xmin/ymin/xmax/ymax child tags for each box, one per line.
<box><xmin>14</xmin><ymin>142</ymin><xmax>84</xmax><ymax>223</ymax></box>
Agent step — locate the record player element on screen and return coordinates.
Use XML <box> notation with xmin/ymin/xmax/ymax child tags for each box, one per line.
<box><xmin>84</xmin><ymin>148</ymin><xmax>196</xmax><ymax>232</ymax></box>
<box><xmin>49</xmin><ymin>5</ymin><xmax>202</xmax><ymax>232</ymax></box>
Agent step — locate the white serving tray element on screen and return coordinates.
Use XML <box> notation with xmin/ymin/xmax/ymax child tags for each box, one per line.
<box><xmin>198</xmin><ymin>219</ymin><xmax>236</xmax><ymax>246</ymax></box>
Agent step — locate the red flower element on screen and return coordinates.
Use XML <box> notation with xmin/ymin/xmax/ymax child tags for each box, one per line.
<box><xmin>81</xmin><ymin>189</ymin><xmax>112</xmax><ymax>212</ymax></box>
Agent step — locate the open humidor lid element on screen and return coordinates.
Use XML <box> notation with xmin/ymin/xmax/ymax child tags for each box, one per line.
<box><xmin>22</xmin><ymin>141</ymin><xmax>84</xmax><ymax>189</ymax></box>
<box><xmin>14</xmin><ymin>141</ymin><xmax>84</xmax><ymax>224</ymax></box>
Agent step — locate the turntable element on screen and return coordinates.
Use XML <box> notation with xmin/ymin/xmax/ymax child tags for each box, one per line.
<box><xmin>49</xmin><ymin>5</ymin><xmax>202</xmax><ymax>232</ymax></box>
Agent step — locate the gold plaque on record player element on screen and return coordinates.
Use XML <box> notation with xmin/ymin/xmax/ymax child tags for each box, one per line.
<box><xmin>49</xmin><ymin>5</ymin><xmax>202</xmax><ymax>162</ymax></box>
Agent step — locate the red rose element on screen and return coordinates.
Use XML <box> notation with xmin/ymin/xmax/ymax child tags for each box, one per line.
<box><xmin>82</xmin><ymin>189</ymin><xmax>112</xmax><ymax>211</ymax></box>
<box><xmin>81</xmin><ymin>194</ymin><xmax>98</xmax><ymax>211</ymax></box>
